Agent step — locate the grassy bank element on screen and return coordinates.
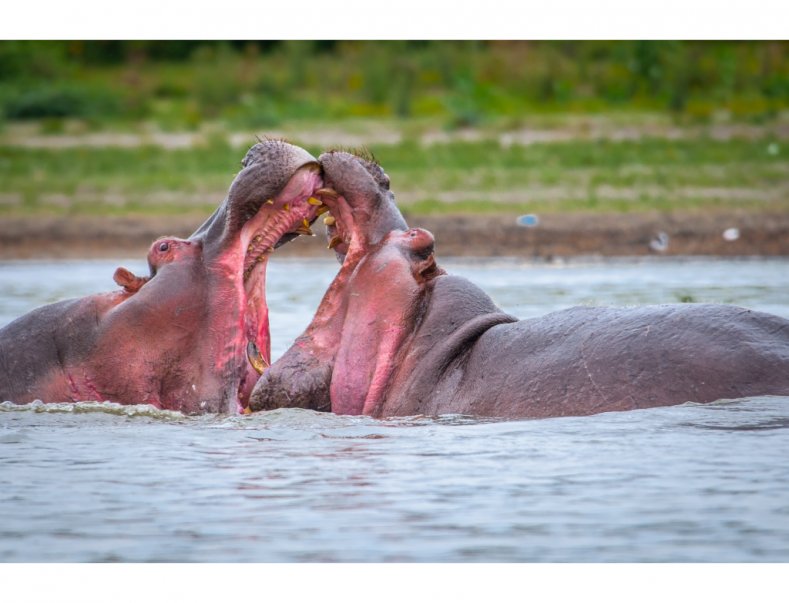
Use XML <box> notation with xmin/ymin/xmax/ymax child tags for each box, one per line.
<box><xmin>1</xmin><ymin>123</ymin><xmax>787</xmax><ymax>217</ymax></box>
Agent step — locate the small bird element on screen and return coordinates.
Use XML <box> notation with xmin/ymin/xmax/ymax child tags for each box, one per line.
<box><xmin>723</xmin><ymin>228</ymin><xmax>740</xmax><ymax>242</ymax></box>
<box><xmin>649</xmin><ymin>232</ymin><xmax>669</xmax><ymax>253</ymax></box>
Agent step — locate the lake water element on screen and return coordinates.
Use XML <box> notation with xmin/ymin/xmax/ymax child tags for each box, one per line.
<box><xmin>1</xmin><ymin>257</ymin><xmax>789</xmax><ymax>562</ymax></box>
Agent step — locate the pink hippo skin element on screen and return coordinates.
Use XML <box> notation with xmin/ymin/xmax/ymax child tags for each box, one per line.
<box><xmin>0</xmin><ymin>141</ymin><xmax>332</xmax><ymax>413</ymax></box>
<box><xmin>250</xmin><ymin>150</ymin><xmax>789</xmax><ymax>419</ymax></box>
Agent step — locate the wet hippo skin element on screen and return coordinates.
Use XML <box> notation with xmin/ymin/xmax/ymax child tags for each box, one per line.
<box><xmin>0</xmin><ymin>141</ymin><xmax>331</xmax><ymax>413</ymax></box>
<box><xmin>250</xmin><ymin>150</ymin><xmax>789</xmax><ymax>419</ymax></box>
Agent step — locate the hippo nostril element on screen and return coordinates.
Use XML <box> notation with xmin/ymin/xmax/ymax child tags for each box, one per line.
<box><xmin>159</xmin><ymin>242</ymin><xmax>169</xmax><ymax>252</ymax></box>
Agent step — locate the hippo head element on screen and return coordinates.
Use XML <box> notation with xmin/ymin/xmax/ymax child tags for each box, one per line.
<box><xmin>85</xmin><ymin>141</ymin><xmax>330</xmax><ymax>414</ymax></box>
<box><xmin>249</xmin><ymin>151</ymin><xmax>445</xmax><ymax>415</ymax></box>
<box><xmin>315</xmin><ymin>149</ymin><xmax>409</xmax><ymax>265</ymax></box>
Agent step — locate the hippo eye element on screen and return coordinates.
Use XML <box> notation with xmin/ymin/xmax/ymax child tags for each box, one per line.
<box><xmin>158</xmin><ymin>242</ymin><xmax>169</xmax><ymax>252</ymax></box>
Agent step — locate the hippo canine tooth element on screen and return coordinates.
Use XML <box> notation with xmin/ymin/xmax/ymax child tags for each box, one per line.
<box><xmin>247</xmin><ymin>340</ymin><xmax>269</xmax><ymax>374</ymax></box>
<box><xmin>315</xmin><ymin>188</ymin><xmax>339</xmax><ymax>199</ymax></box>
<box><xmin>316</xmin><ymin>205</ymin><xmax>331</xmax><ymax>216</ymax></box>
<box><xmin>328</xmin><ymin>235</ymin><xmax>342</xmax><ymax>249</ymax></box>
<box><xmin>308</xmin><ymin>197</ymin><xmax>322</xmax><ymax>206</ymax></box>
<box><xmin>324</xmin><ymin>216</ymin><xmax>336</xmax><ymax>226</ymax></box>
<box><xmin>295</xmin><ymin>225</ymin><xmax>314</xmax><ymax>236</ymax></box>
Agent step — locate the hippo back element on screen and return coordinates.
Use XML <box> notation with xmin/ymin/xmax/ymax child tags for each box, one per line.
<box><xmin>416</xmin><ymin>303</ymin><xmax>789</xmax><ymax>418</ymax></box>
<box><xmin>0</xmin><ymin>298</ymin><xmax>97</xmax><ymax>403</ymax></box>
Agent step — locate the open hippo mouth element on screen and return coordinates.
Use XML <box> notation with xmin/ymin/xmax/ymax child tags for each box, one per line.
<box><xmin>315</xmin><ymin>149</ymin><xmax>408</xmax><ymax>267</ymax></box>
<box><xmin>187</xmin><ymin>140</ymin><xmax>337</xmax><ymax>412</ymax></box>
<box><xmin>246</xmin><ymin>149</ymin><xmax>440</xmax><ymax>416</ymax></box>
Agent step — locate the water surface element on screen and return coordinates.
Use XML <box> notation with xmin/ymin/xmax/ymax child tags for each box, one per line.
<box><xmin>1</xmin><ymin>257</ymin><xmax>788</xmax><ymax>562</ymax></box>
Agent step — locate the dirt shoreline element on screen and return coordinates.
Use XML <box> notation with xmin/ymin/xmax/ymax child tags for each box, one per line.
<box><xmin>2</xmin><ymin>211</ymin><xmax>789</xmax><ymax>260</ymax></box>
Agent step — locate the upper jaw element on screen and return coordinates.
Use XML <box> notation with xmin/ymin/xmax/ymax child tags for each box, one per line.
<box><xmin>316</xmin><ymin>151</ymin><xmax>409</xmax><ymax>265</ymax></box>
<box><xmin>182</xmin><ymin>141</ymin><xmax>332</xmax><ymax>415</ymax></box>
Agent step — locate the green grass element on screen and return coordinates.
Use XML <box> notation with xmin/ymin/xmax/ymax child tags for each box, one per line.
<box><xmin>1</xmin><ymin>134</ymin><xmax>787</xmax><ymax>217</ymax></box>
<box><xmin>2</xmin><ymin>41</ymin><xmax>788</xmax><ymax>127</ymax></box>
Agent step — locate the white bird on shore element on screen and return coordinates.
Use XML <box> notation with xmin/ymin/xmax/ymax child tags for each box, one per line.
<box><xmin>649</xmin><ymin>232</ymin><xmax>669</xmax><ymax>253</ymax></box>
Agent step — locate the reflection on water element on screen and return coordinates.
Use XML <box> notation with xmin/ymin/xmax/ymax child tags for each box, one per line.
<box><xmin>1</xmin><ymin>257</ymin><xmax>789</xmax><ymax>561</ymax></box>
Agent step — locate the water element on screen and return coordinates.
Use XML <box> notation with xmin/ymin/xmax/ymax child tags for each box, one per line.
<box><xmin>1</xmin><ymin>257</ymin><xmax>789</xmax><ymax>562</ymax></box>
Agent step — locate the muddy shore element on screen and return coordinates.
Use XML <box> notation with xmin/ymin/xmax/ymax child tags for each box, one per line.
<box><xmin>2</xmin><ymin>211</ymin><xmax>789</xmax><ymax>260</ymax></box>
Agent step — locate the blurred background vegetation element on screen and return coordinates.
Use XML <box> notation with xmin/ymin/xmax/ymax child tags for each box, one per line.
<box><xmin>0</xmin><ymin>40</ymin><xmax>787</xmax><ymax>217</ymax></box>
<box><xmin>2</xmin><ymin>40</ymin><xmax>788</xmax><ymax>126</ymax></box>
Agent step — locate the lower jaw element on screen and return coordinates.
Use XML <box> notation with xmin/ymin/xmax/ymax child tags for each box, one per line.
<box><xmin>232</xmin><ymin>185</ymin><xmax>327</xmax><ymax>413</ymax></box>
<box><xmin>237</xmin><ymin>254</ymin><xmax>270</xmax><ymax>412</ymax></box>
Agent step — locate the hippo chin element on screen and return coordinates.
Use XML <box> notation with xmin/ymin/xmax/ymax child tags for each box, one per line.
<box><xmin>250</xmin><ymin>151</ymin><xmax>789</xmax><ymax>419</ymax></box>
<box><xmin>0</xmin><ymin>140</ymin><xmax>333</xmax><ymax>414</ymax></box>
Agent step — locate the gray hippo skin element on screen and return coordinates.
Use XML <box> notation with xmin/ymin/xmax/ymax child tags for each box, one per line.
<box><xmin>250</xmin><ymin>151</ymin><xmax>789</xmax><ymax>419</ymax></box>
<box><xmin>0</xmin><ymin>141</ymin><xmax>329</xmax><ymax>413</ymax></box>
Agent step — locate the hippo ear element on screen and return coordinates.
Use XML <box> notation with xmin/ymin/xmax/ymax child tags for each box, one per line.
<box><xmin>413</xmin><ymin>253</ymin><xmax>445</xmax><ymax>283</ymax></box>
<box><xmin>113</xmin><ymin>267</ymin><xmax>149</xmax><ymax>294</ymax></box>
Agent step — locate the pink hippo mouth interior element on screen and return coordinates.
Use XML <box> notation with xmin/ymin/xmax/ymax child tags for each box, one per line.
<box><xmin>232</xmin><ymin>165</ymin><xmax>336</xmax><ymax>409</ymax></box>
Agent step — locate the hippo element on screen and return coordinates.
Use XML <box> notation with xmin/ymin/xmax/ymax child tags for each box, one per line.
<box><xmin>112</xmin><ymin>236</ymin><xmax>201</xmax><ymax>294</ymax></box>
<box><xmin>250</xmin><ymin>150</ymin><xmax>789</xmax><ymax>418</ymax></box>
<box><xmin>0</xmin><ymin>140</ymin><xmax>335</xmax><ymax>414</ymax></box>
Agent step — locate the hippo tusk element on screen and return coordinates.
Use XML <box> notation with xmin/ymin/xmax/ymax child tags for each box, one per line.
<box><xmin>315</xmin><ymin>187</ymin><xmax>339</xmax><ymax>199</ymax></box>
<box><xmin>328</xmin><ymin>235</ymin><xmax>343</xmax><ymax>249</ymax></box>
<box><xmin>315</xmin><ymin>205</ymin><xmax>331</xmax><ymax>216</ymax></box>
<box><xmin>247</xmin><ymin>340</ymin><xmax>269</xmax><ymax>374</ymax></box>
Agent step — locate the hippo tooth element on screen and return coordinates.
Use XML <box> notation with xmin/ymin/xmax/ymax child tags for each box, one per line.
<box><xmin>247</xmin><ymin>245</ymin><xmax>253</xmax><ymax>253</ymax></box>
<box><xmin>302</xmin><ymin>218</ymin><xmax>310</xmax><ymax>228</ymax></box>
<box><xmin>295</xmin><ymin>225</ymin><xmax>314</xmax><ymax>236</ymax></box>
<box><xmin>315</xmin><ymin>205</ymin><xmax>331</xmax><ymax>216</ymax></box>
<box><xmin>266</xmin><ymin>199</ymin><xmax>274</xmax><ymax>205</ymax></box>
<box><xmin>268</xmin><ymin>247</ymin><xmax>274</xmax><ymax>252</ymax></box>
<box><xmin>307</xmin><ymin>197</ymin><xmax>322</xmax><ymax>206</ymax></box>
<box><xmin>253</xmin><ymin>235</ymin><xmax>262</xmax><ymax>242</ymax></box>
<box><xmin>315</xmin><ymin>187</ymin><xmax>339</xmax><ymax>199</ymax></box>
<box><xmin>324</xmin><ymin>215</ymin><xmax>336</xmax><ymax>226</ymax></box>
<box><xmin>284</xmin><ymin>203</ymin><xmax>290</xmax><ymax>211</ymax></box>
<box><xmin>246</xmin><ymin>340</ymin><xmax>269</xmax><ymax>374</ymax></box>
<box><xmin>328</xmin><ymin>235</ymin><xmax>342</xmax><ymax>249</ymax></box>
